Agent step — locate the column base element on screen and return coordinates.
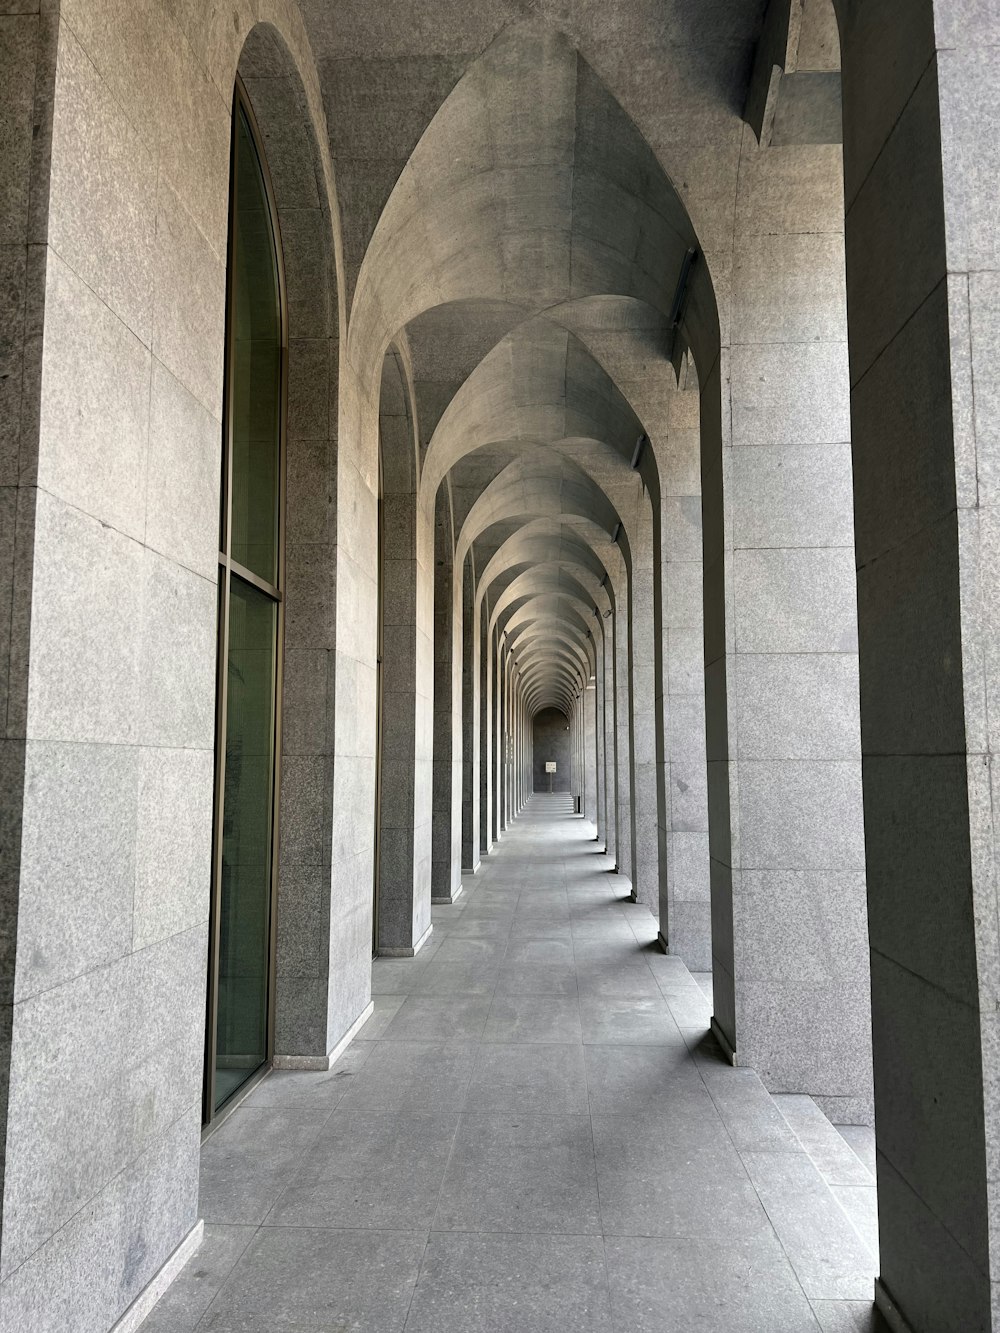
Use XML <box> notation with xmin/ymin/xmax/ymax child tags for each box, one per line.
<box><xmin>273</xmin><ymin>999</ymin><xmax>375</xmax><ymax>1071</ymax></box>
<box><xmin>656</xmin><ymin>931</ymin><xmax>669</xmax><ymax>954</ymax></box>
<box><xmin>629</xmin><ymin>889</ymin><xmax>638</xmax><ymax>903</ymax></box>
<box><xmin>710</xmin><ymin>1016</ymin><xmax>737</xmax><ymax>1066</ymax></box>
<box><xmin>111</xmin><ymin>1219</ymin><xmax>204</xmax><ymax>1333</ymax></box>
<box><xmin>874</xmin><ymin>1278</ymin><xmax>915</xmax><ymax>1332</ymax></box>
<box><xmin>461</xmin><ymin>859</ymin><xmax>482</xmax><ymax>877</ymax></box>
<box><xmin>379</xmin><ymin>923</ymin><xmax>434</xmax><ymax>958</ymax></box>
<box><xmin>432</xmin><ymin>883</ymin><xmax>464</xmax><ymax>905</ymax></box>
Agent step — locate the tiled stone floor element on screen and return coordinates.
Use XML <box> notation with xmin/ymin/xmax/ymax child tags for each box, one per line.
<box><xmin>144</xmin><ymin>794</ymin><xmax>883</xmax><ymax>1332</ymax></box>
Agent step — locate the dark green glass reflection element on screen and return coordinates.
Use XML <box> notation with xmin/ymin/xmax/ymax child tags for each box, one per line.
<box><xmin>209</xmin><ymin>94</ymin><xmax>284</xmax><ymax>1119</ymax></box>
<box><xmin>215</xmin><ymin>578</ymin><xmax>276</xmax><ymax>1110</ymax></box>
<box><xmin>228</xmin><ymin>107</ymin><xmax>281</xmax><ymax>585</ymax></box>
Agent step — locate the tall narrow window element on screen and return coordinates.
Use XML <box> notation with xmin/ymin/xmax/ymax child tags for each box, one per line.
<box><xmin>205</xmin><ymin>86</ymin><xmax>285</xmax><ymax>1124</ymax></box>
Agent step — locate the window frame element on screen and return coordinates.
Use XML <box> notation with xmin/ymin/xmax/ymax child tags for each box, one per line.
<box><xmin>203</xmin><ymin>75</ymin><xmax>288</xmax><ymax>1131</ymax></box>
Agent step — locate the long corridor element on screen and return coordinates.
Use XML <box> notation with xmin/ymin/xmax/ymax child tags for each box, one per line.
<box><xmin>146</xmin><ymin>797</ymin><xmax>880</xmax><ymax>1332</ymax></box>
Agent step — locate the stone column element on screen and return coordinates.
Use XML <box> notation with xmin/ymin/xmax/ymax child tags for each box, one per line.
<box><xmin>602</xmin><ymin>615</ymin><xmax>618</xmax><ymax>863</ymax></box>
<box><xmin>430</xmin><ymin>488</ymin><xmax>462</xmax><ymax>904</ymax></box>
<box><xmin>629</xmin><ymin>506</ymin><xmax>661</xmax><ymax>911</ymax></box>
<box><xmin>496</xmin><ymin>640</ymin><xmax>503</xmax><ymax>833</ymax></box>
<box><xmin>499</xmin><ymin>642</ymin><xmax>509</xmax><ymax>832</ymax></box>
<box><xmin>480</xmin><ymin>606</ymin><xmax>494</xmax><ymax>854</ymax></box>
<box><xmin>496</xmin><ymin>641</ymin><xmax>503</xmax><ymax>833</ymax></box>
<box><xmin>0</xmin><ymin>15</ymin><xmax>217</xmax><ymax>1325</ymax></box>
<box><xmin>841</xmin><ymin>2</ymin><xmax>1000</xmax><ymax>1325</ymax></box>
<box><xmin>594</xmin><ymin>630</ymin><xmax>606</xmax><ymax>843</ymax></box>
<box><xmin>706</xmin><ymin>103</ymin><xmax>870</xmax><ymax>1121</ymax></box>
<box><xmin>512</xmin><ymin>675</ymin><xmax>520</xmax><ymax>814</ymax></box>
<box><xmin>585</xmin><ymin>674</ymin><xmax>598</xmax><ymax>823</ymax></box>
<box><xmin>462</xmin><ymin>555</ymin><xmax>480</xmax><ymax>876</ymax></box>
<box><xmin>657</xmin><ymin>379</ymin><xmax>711</xmax><ymax>968</ymax></box>
<box><xmin>615</xmin><ymin>591</ymin><xmax>634</xmax><ymax>880</ymax></box>
<box><xmin>568</xmin><ymin>697</ymin><xmax>579</xmax><ymax>805</ymax></box>
<box><xmin>509</xmin><ymin>663</ymin><xmax>515</xmax><ymax>818</ymax></box>
<box><xmin>603</xmin><ymin>612</ymin><xmax>618</xmax><ymax>864</ymax></box>
<box><xmin>525</xmin><ymin>698</ymin><xmax>531</xmax><ymax>806</ymax></box>
<box><xmin>376</xmin><ymin>473</ymin><xmax>433</xmax><ymax>955</ymax></box>
<box><xmin>518</xmin><ymin>686</ymin><xmax>525</xmax><ymax>811</ymax></box>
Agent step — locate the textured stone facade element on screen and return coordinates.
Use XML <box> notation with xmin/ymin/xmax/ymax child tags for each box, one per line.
<box><xmin>1</xmin><ymin>0</ymin><xmax>998</xmax><ymax>1329</ymax></box>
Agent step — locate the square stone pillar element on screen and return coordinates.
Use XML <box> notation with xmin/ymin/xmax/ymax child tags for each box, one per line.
<box><xmin>376</xmin><ymin>478</ymin><xmax>433</xmax><ymax>956</ymax></box>
<box><xmin>430</xmin><ymin>491</ymin><xmax>462</xmax><ymax>905</ymax></box>
<box><xmin>706</xmin><ymin>115</ymin><xmax>871</xmax><ymax>1123</ymax></box>
<box><xmin>461</xmin><ymin>555</ymin><xmax>481</xmax><ymax>875</ymax></box>
<box><xmin>602</xmin><ymin>613</ymin><xmax>618</xmax><ymax>865</ymax></box>
<box><xmin>584</xmin><ymin>674</ymin><xmax>598</xmax><ymax>823</ymax></box>
<box><xmin>615</xmin><ymin>595</ymin><xmax>634</xmax><ymax>881</ymax></box>
<box><xmin>656</xmin><ymin>381</ymin><xmax>711</xmax><ymax>970</ymax></box>
<box><xmin>842</xmin><ymin>1</ymin><xmax>1000</xmax><ymax>1325</ymax></box>
<box><xmin>628</xmin><ymin>515</ymin><xmax>662</xmax><ymax>912</ymax></box>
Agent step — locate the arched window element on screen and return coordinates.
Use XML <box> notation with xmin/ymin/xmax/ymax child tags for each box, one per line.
<box><xmin>205</xmin><ymin>82</ymin><xmax>286</xmax><ymax>1123</ymax></box>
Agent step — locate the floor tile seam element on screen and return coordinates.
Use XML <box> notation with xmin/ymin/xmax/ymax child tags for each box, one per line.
<box><xmin>588</xmin><ymin>1078</ymin><xmax>617</xmax><ymax>1250</ymax></box>
<box><xmin>188</xmin><ymin>1231</ymin><xmax>270</xmax><ymax>1327</ymax></box>
<box><xmin>452</xmin><ymin>1103</ymin><xmax>596</xmax><ymax>1130</ymax></box>
<box><xmin>461</xmin><ymin>1102</ymin><xmax>593</xmax><ymax>1116</ymax></box>
<box><xmin>376</xmin><ymin>1033</ymin><xmax>491</xmax><ymax>1048</ymax></box>
<box><xmin>623</xmin><ymin>916</ymin><xmax>652</xmax><ymax>948</ymax></box>
<box><xmin>397</xmin><ymin>1229</ymin><xmax>435</xmax><ymax>1333</ymax></box>
<box><xmin>222</xmin><ymin>1092</ymin><xmax>346</xmax><ymax>1234</ymax></box>
<box><xmin>765</xmin><ymin>1108</ymin><xmax>879</xmax><ymax>1246</ymax></box>
<box><xmin>698</xmin><ymin>1073</ymin><xmax>783</xmax><ymax>1192</ymax></box>
<box><xmin>653</xmin><ymin>982</ymin><xmax>714</xmax><ymax>1020</ymax></box>
<box><xmin>186</xmin><ymin>1220</ymin><xmax>262</xmax><ymax>1333</ymax></box>
<box><xmin>478</xmin><ymin>971</ymin><xmax>511</xmax><ymax>1037</ymax></box>
<box><xmin>425</xmin><ymin>1086</ymin><xmax>478</xmax><ymax>1239</ymax></box>
<box><xmin>422</xmin><ymin>1223</ymin><xmax>607</xmax><ymax>1238</ymax></box>
<box><xmin>651</xmin><ymin>974</ymin><xmax>711</xmax><ymax>997</ymax></box>
<box><xmin>256</xmin><ymin>1220</ymin><xmax>438</xmax><ymax>1234</ymax></box>
<box><xmin>792</xmin><ymin>1142</ymin><xmax>879</xmax><ymax>1192</ymax></box>
<box><xmin>831</xmin><ymin>1132</ymin><xmax>877</xmax><ymax>1185</ymax></box>
<box><xmin>578</xmin><ymin>1038</ymin><xmax>694</xmax><ymax>1048</ymax></box>
<box><xmin>822</xmin><ymin>1184</ymin><xmax>880</xmax><ymax>1263</ymax></box>
<box><xmin>406</xmin><ymin>1226</ymin><xmax>614</xmax><ymax>1240</ymax></box>
<box><xmin>775</xmin><ymin>1102</ymin><xmax>878</xmax><ymax>1189</ymax></box>
<box><xmin>252</xmin><ymin>1133</ymin><xmax>328</xmax><ymax>1229</ymax></box>
<box><xmin>734</xmin><ymin>1142</ymin><xmax>855</xmax><ymax>1313</ymax></box>
<box><xmin>597</xmin><ymin>1235</ymin><xmax>623</xmax><ymax>1333</ymax></box>
<box><xmin>476</xmin><ymin>1030</ymin><xmax>685</xmax><ymax>1047</ymax></box>
<box><xmin>803</xmin><ymin>1302</ymin><xmax>836</xmax><ymax>1331</ymax></box>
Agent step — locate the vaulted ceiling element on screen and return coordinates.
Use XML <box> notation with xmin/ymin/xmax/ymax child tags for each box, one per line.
<box><xmin>294</xmin><ymin>0</ymin><xmax>839</xmax><ymax>712</ymax></box>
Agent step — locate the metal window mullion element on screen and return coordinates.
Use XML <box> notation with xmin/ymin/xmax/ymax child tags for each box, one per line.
<box><xmin>205</xmin><ymin>77</ymin><xmax>289</xmax><ymax>1130</ymax></box>
<box><xmin>227</xmin><ymin>555</ymin><xmax>281</xmax><ymax>602</ymax></box>
<box><xmin>203</xmin><ymin>89</ymin><xmax>242</xmax><ymax>1127</ymax></box>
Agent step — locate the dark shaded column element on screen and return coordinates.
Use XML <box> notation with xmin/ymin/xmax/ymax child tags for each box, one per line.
<box><xmin>841</xmin><ymin>1</ymin><xmax>1000</xmax><ymax>1326</ymax></box>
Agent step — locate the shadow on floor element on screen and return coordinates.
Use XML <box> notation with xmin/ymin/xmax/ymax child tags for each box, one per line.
<box><xmin>144</xmin><ymin>794</ymin><xmax>879</xmax><ymax>1333</ymax></box>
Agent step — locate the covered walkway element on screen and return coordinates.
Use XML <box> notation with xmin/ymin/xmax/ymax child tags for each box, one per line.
<box><xmin>148</xmin><ymin>796</ymin><xmax>878</xmax><ymax>1332</ymax></box>
<box><xmin>6</xmin><ymin>4</ymin><xmax>1000</xmax><ymax>1328</ymax></box>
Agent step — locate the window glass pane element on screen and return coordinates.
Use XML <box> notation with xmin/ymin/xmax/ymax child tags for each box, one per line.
<box><xmin>228</xmin><ymin>107</ymin><xmax>281</xmax><ymax>583</ymax></box>
<box><xmin>214</xmin><ymin>576</ymin><xmax>277</xmax><ymax>1110</ymax></box>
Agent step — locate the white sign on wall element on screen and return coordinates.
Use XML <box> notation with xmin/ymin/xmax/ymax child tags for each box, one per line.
<box><xmin>545</xmin><ymin>761</ymin><xmax>557</xmax><ymax>773</ymax></box>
